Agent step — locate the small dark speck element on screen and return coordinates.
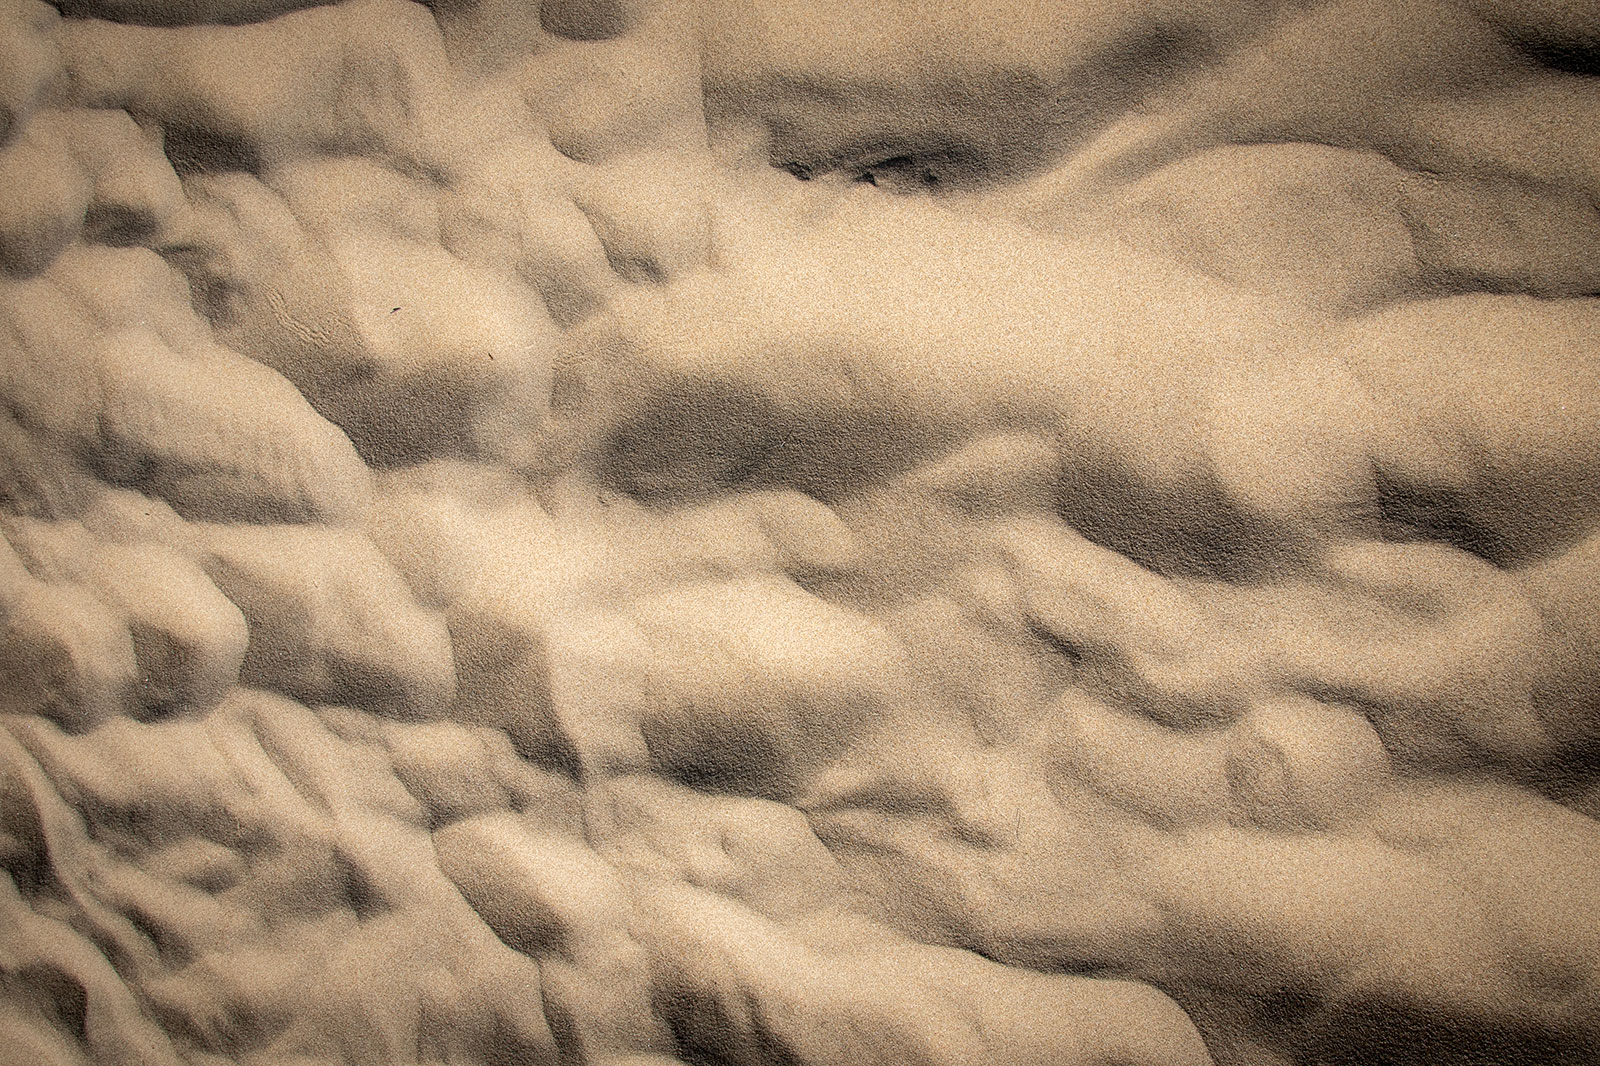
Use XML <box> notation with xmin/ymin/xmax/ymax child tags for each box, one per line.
<box><xmin>390</xmin><ymin>307</ymin><xmax>401</xmax><ymax>314</ymax></box>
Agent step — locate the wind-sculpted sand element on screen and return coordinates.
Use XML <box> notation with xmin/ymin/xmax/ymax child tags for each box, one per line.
<box><xmin>1</xmin><ymin>1</ymin><xmax>1598</xmax><ymax>1064</ymax></box>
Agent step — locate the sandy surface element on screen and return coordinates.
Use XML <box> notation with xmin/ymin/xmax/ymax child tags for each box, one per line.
<box><xmin>1</xmin><ymin>1</ymin><xmax>1599</xmax><ymax>1063</ymax></box>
